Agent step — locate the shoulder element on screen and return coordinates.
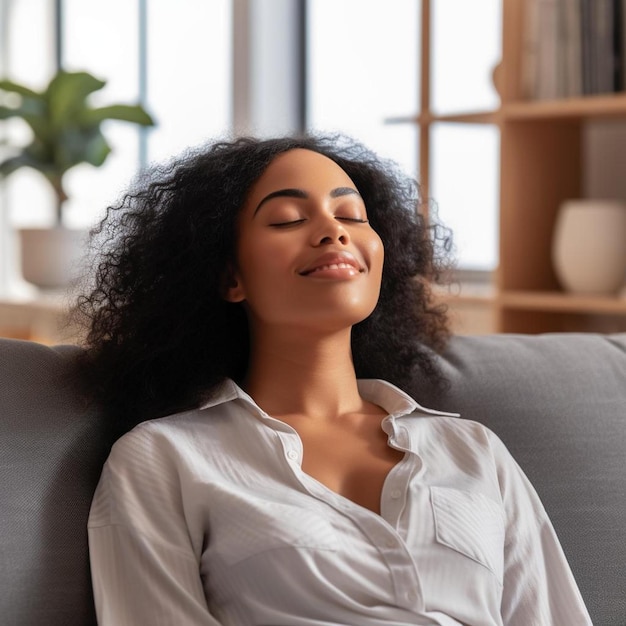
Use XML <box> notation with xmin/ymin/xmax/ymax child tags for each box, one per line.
<box><xmin>107</xmin><ymin>404</ymin><xmax>232</xmax><ymax>471</ymax></box>
<box><xmin>112</xmin><ymin>408</ymin><xmax>200</xmax><ymax>452</ymax></box>
<box><xmin>404</xmin><ymin>410</ymin><xmax>492</xmax><ymax>439</ymax></box>
<box><xmin>403</xmin><ymin>411</ymin><xmax>517</xmax><ymax>467</ymax></box>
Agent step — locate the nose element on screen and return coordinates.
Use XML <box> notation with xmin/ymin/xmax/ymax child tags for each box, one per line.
<box><xmin>312</xmin><ymin>215</ymin><xmax>350</xmax><ymax>246</ymax></box>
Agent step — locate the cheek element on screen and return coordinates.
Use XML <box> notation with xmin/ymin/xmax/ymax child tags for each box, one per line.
<box><xmin>368</xmin><ymin>233</ymin><xmax>385</xmax><ymax>279</ymax></box>
<box><xmin>236</xmin><ymin>237</ymin><xmax>290</xmax><ymax>290</ymax></box>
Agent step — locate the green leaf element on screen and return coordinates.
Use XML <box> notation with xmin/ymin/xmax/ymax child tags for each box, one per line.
<box><xmin>0</xmin><ymin>69</ymin><xmax>156</xmax><ymax>216</ymax></box>
<box><xmin>0</xmin><ymin>105</ymin><xmax>22</xmax><ymax>120</ymax></box>
<box><xmin>0</xmin><ymin>96</ymin><xmax>45</xmax><ymax>121</ymax></box>
<box><xmin>81</xmin><ymin>104</ymin><xmax>155</xmax><ymax>127</ymax></box>
<box><xmin>20</xmin><ymin>114</ymin><xmax>52</xmax><ymax>144</ymax></box>
<box><xmin>83</xmin><ymin>133</ymin><xmax>112</xmax><ymax>167</ymax></box>
<box><xmin>55</xmin><ymin>127</ymin><xmax>110</xmax><ymax>169</ymax></box>
<box><xmin>24</xmin><ymin>138</ymin><xmax>54</xmax><ymax>165</ymax></box>
<box><xmin>0</xmin><ymin>79</ymin><xmax>41</xmax><ymax>99</ymax></box>
<box><xmin>48</xmin><ymin>71</ymin><xmax>106</xmax><ymax>101</ymax></box>
<box><xmin>47</xmin><ymin>71</ymin><xmax>107</xmax><ymax>127</ymax></box>
<box><xmin>0</xmin><ymin>152</ymin><xmax>45</xmax><ymax>178</ymax></box>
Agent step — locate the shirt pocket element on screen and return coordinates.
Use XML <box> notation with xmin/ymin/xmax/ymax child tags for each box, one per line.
<box><xmin>211</xmin><ymin>499</ymin><xmax>340</xmax><ymax>567</ymax></box>
<box><xmin>430</xmin><ymin>486</ymin><xmax>505</xmax><ymax>581</ymax></box>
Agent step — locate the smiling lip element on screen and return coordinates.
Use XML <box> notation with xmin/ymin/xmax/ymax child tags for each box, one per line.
<box><xmin>299</xmin><ymin>253</ymin><xmax>363</xmax><ymax>276</ymax></box>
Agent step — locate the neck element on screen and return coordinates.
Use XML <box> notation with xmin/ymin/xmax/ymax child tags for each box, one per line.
<box><xmin>243</xmin><ymin>325</ymin><xmax>364</xmax><ymax>421</ymax></box>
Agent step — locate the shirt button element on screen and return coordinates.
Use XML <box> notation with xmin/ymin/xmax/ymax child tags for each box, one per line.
<box><xmin>384</xmin><ymin>538</ymin><xmax>395</xmax><ymax>549</ymax></box>
<box><xmin>286</xmin><ymin>450</ymin><xmax>299</xmax><ymax>461</ymax></box>
<box><xmin>390</xmin><ymin>489</ymin><xmax>402</xmax><ymax>499</ymax></box>
<box><xmin>405</xmin><ymin>590</ymin><xmax>417</xmax><ymax>603</ymax></box>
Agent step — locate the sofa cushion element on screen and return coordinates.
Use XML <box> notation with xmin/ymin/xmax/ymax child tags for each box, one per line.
<box><xmin>1</xmin><ymin>333</ymin><xmax>625</xmax><ymax>625</ymax></box>
<box><xmin>0</xmin><ymin>339</ymin><xmax>110</xmax><ymax>626</ymax></box>
<box><xmin>415</xmin><ymin>333</ymin><xmax>626</xmax><ymax>626</ymax></box>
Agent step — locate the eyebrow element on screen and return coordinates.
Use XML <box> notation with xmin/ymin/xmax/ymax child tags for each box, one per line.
<box><xmin>253</xmin><ymin>186</ymin><xmax>361</xmax><ymax>215</ymax></box>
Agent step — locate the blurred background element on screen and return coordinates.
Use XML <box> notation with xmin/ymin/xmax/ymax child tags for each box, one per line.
<box><xmin>1</xmin><ymin>0</ymin><xmax>626</xmax><ymax>341</ymax></box>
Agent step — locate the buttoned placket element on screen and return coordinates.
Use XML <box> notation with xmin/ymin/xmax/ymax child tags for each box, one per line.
<box><xmin>269</xmin><ymin>411</ymin><xmax>426</xmax><ymax>613</ymax></box>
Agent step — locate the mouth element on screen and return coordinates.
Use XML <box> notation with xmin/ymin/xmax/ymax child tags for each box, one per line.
<box><xmin>299</xmin><ymin>254</ymin><xmax>364</xmax><ymax>276</ymax></box>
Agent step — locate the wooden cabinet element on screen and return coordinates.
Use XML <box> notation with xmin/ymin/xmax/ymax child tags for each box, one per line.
<box><xmin>0</xmin><ymin>298</ymin><xmax>74</xmax><ymax>345</ymax></box>
<box><xmin>416</xmin><ymin>0</ymin><xmax>626</xmax><ymax>334</ymax></box>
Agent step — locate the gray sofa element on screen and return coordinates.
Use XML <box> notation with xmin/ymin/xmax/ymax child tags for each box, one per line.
<box><xmin>1</xmin><ymin>334</ymin><xmax>625</xmax><ymax>626</ymax></box>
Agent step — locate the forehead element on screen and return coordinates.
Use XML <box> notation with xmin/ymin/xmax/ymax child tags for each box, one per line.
<box><xmin>249</xmin><ymin>148</ymin><xmax>356</xmax><ymax>197</ymax></box>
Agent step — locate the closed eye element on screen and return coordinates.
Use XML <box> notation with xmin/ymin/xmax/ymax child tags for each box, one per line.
<box><xmin>336</xmin><ymin>217</ymin><xmax>369</xmax><ymax>223</ymax></box>
<box><xmin>269</xmin><ymin>219</ymin><xmax>306</xmax><ymax>228</ymax></box>
<box><xmin>269</xmin><ymin>217</ymin><xmax>368</xmax><ymax>227</ymax></box>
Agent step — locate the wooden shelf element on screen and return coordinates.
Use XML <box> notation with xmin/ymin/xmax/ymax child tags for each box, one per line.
<box><xmin>502</xmin><ymin>93</ymin><xmax>626</xmax><ymax>121</ymax></box>
<box><xmin>387</xmin><ymin>94</ymin><xmax>626</xmax><ymax>127</ymax></box>
<box><xmin>409</xmin><ymin>0</ymin><xmax>626</xmax><ymax>334</ymax></box>
<box><xmin>434</xmin><ymin>283</ymin><xmax>497</xmax><ymax>336</ymax></box>
<box><xmin>501</xmin><ymin>290</ymin><xmax>626</xmax><ymax>314</ymax></box>
<box><xmin>428</xmin><ymin>111</ymin><xmax>499</xmax><ymax>125</ymax></box>
<box><xmin>434</xmin><ymin>282</ymin><xmax>496</xmax><ymax>306</ymax></box>
<box><xmin>386</xmin><ymin>110</ymin><xmax>498</xmax><ymax>126</ymax></box>
<box><xmin>0</xmin><ymin>295</ymin><xmax>76</xmax><ymax>344</ymax></box>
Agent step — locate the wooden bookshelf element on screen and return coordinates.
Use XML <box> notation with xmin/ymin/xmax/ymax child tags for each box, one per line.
<box><xmin>417</xmin><ymin>0</ymin><xmax>626</xmax><ymax>334</ymax></box>
<box><xmin>500</xmin><ymin>290</ymin><xmax>626</xmax><ymax>314</ymax></box>
<box><xmin>503</xmin><ymin>93</ymin><xmax>626</xmax><ymax>121</ymax></box>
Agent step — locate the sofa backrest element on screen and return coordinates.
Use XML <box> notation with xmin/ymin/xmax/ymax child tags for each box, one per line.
<box><xmin>416</xmin><ymin>333</ymin><xmax>626</xmax><ymax>626</ymax></box>
<box><xmin>0</xmin><ymin>339</ymin><xmax>110</xmax><ymax>626</ymax></box>
<box><xmin>1</xmin><ymin>333</ymin><xmax>625</xmax><ymax>625</ymax></box>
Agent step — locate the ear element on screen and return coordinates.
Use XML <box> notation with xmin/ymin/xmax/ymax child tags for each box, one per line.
<box><xmin>221</xmin><ymin>267</ymin><xmax>246</xmax><ymax>303</ymax></box>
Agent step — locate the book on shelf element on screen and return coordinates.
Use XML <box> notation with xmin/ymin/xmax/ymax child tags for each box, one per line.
<box><xmin>522</xmin><ymin>0</ymin><xmax>625</xmax><ymax>100</ymax></box>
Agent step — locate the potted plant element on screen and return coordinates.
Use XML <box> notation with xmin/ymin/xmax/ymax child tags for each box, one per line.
<box><xmin>0</xmin><ymin>70</ymin><xmax>155</xmax><ymax>289</ymax></box>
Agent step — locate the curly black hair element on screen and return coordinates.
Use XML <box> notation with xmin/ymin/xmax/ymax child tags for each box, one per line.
<box><xmin>73</xmin><ymin>133</ymin><xmax>452</xmax><ymax>432</ymax></box>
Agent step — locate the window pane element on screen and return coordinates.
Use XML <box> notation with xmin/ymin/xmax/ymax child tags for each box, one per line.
<box><xmin>64</xmin><ymin>0</ymin><xmax>140</xmax><ymax>100</ymax></box>
<box><xmin>306</xmin><ymin>0</ymin><xmax>420</xmax><ymax>178</ymax></box>
<box><xmin>1</xmin><ymin>0</ymin><xmax>56</xmax><ymax>294</ymax></box>
<box><xmin>147</xmin><ymin>0</ymin><xmax>232</xmax><ymax>162</ymax></box>
<box><xmin>63</xmin><ymin>0</ymin><xmax>140</xmax><ymax>229</ymax></box>
<box><xmin>430</xmin><ymin>123</ymin><xmax>499</xmax><ymax>271</ymax></box>
<box><xmin>431</xmin><ymin>1</ymin><xmax>501</xmax><ymax>115</ymax></box>
<box><xmin>3</xmin><ymin>0</ymin><xmax>57</xmax><ymax>229</ymax></box>
<box><xmin>60</xmin><ymin>1</ymin><xmax>233</xmax><ymax>228</ymax></box>
<box><xmin>2</xmin><ymin>0</ymin><xmax>56</xmax><ymax>85</ymax></box>
<box><xmin>1</xmin><ymin>0</ymin><xmax>232</xmax><ymax>294</ymax></box>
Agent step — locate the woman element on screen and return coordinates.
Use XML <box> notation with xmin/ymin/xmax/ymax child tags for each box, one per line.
<box><xmin>80</xmin><ymin>135</ymin><xmax>591</xmax><ymax>625</ymax></box>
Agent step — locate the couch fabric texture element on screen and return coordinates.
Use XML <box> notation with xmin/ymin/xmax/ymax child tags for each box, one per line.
<box><xmin>1</xmin><ymin>333</ymin><xmax>625</xmax><ymax>626</ymax></box>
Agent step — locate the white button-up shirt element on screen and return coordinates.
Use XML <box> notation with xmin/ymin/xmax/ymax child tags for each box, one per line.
<box><xmin>88</xmin><ymin>379</ymin><xmax>592</xmax><ymax>625</ymax></box>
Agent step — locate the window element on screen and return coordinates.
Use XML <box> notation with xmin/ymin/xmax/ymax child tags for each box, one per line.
<box><xmin>1</xmin><ymin>0</ymin><xmax>501</xmax><ymax>297</ymax></box>
<box><xmin>63</xmin><ymin>0</ymin><xmax>232</xmax><ymax>229</ymax></box>
<box><xmin>306</xmin><ymin>0</ymin><xmax>420</xmax><ymax>178</ymax></box>
<box><xmin>307</xmin><ymin>0</ymin><xmax>501</xmax><ymax>272</ymax></box>
<box><xmin>431</xmin><ymin>1</ymin><xmax>501</xmax><ymax>116</ymax></box>
<box><xmin>0</xmin><ymin>0</ymin><xmax>232</xmax><ymax>294</ymax></box>
<box><xmin>430</xmin><ymin>124</ymin><xmax>499</xmax><ymax>271</ymax></box>
<box><xmin>430</xmin><ymin>0</ymin><xmax>501</xmax><ymax>271</ymax></box>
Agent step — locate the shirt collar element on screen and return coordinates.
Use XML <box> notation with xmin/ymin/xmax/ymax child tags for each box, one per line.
<box><xmin>198</xmin><ymin>378</ymin><xmax>249</xmax><ymax>410</ymax></box>
<box><xmin>356</xmin><ymin>379</ymin><xmax>458</xmax><ymax>419</ymax></box>
<box><xmin>199</xmin><ymin>377</ymin><xmax>458</xmax><ymax>419</ymax></box>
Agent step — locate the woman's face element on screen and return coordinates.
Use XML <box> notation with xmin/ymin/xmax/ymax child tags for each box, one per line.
<box><xmin>226</xmin><ymin>148</ymin><xmax>384</xmax><ymax>334</ymax></box>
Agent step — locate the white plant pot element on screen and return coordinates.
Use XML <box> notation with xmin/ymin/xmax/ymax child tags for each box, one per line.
<box><xmin>19</xmin><ymin>227</ymin><xmax>89</xmax><ymax>290</ymax></box>
<box><xmin>552</xmin><ymin>199</ymin><xmax>626</xmax><ymax>295</ymax></box>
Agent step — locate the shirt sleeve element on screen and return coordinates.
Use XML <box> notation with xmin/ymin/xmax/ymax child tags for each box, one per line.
<box><xmin>487</xmin><ymin>430</ymin><xmax>593</xmax><ymax>626</ymax></box>
<box><xmin>88</xmin><ymin>427</ymin><xmax>223</xmax><ymax>626</ymax></box>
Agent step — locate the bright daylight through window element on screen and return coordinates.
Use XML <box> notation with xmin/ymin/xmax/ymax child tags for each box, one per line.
<box><xmin>307</xmin><ymin>0</ymin><xmax>501</xmax><ymax>272</ymax></box>
<box><xmin>0</xmin><ymin>0</ymin><xmax>501</xmax><ymax>299</ymax></box>
<box><xmin>0</xmin><ymin>0</ymin><xmax>231</xmax><ymax>295</ymax></box>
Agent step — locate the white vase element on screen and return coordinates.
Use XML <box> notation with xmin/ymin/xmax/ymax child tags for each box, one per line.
<box><xmin>552</xmin><ymin>199</ymin><xmax>626</xmax><ymax>295</ymax></box>
<box><xmin>19</xmin><ymin>227</ymin><xmax>89</xmax><ymax>290</ymax></box>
